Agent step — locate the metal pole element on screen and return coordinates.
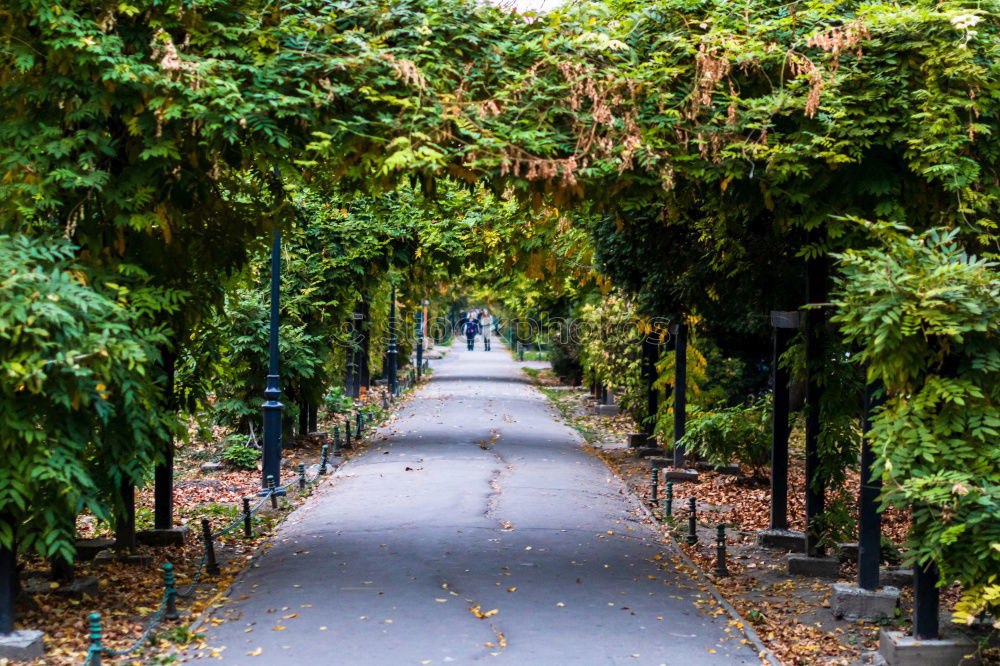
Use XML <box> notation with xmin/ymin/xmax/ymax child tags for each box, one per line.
<box><xmin>858</xmin><ymin>380</ymin><xmax>884</xmax><ymax>591</ymax></box>
<box><xmin>0</xmin><ymin>520</ymin><xmax>14</xmax><ymax>633</ymax></box>
<box><xmin>642</xmin><ymin>331</ymin><xmax>659</xmax><ymax>444</ymax></box>
<box><xmin>388</xmin><ymin>285</ymin><xmax>398</xmax><ymax>395</ymax></box>
<box><xmin>913</xmin><ymin>559</ymin><xmax>940</xmax><ymax>639</ymax></box>
<box><xmin>416</xmin><ymin>309</ymin><xmax>424</xmax><ymax>380</ymax></box>
<box><xmin>261</xmin><ymin>231</ymin><xmax>284</xmax><ymax>491</ymax></box>
<box><xmin>714</xmin><ymin>525</ymin><xmax>728</xmax><ymax>577</ymax></box>
<box><xmin>686</xmin><ymin>496</ymin><xmax>698</xmax><ymax>545</ymax></box>
<box><xmin>87</xmin><ymin>613</ymin><xmax>103</xmax><ymax>666</ymax></box>
<box><xmin>115</xmin><ymin>480</ymin><xmax>136</xmax><ymax>551</ymax></box>
<box><xmin>673</xmin><ymin>322</ymin><xmax>688</xmax><ymax>468</ymax></box>
<box><xmin>769</xmin><ymin>312</ymin><xmax>797</xmax><ymax>531</ymax></box>
<box><xmin>243</xmin><ymin>497</ymin><xmax>253</xmax><ymax>538</ymax></box>
<box><xmin>154</xmin><ymin>351</ymin><xmax>176</xmax><ymax>529</ymax></box>
<box><xmin>163</xmin><ymin>563</ymin><xmax>179</xmax><ymax>621</ymax></box>
<box><xmin>202</xmin><ymin>519</ymin><xmax>220</xmax><ymax>576</ymax></box>
<box><xmin>804</xmin><ymin>259</ymin><xmax>826</xmax><ymax>557</ymax></box>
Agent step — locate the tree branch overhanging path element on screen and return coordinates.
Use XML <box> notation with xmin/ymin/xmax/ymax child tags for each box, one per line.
<box><xmin>188</xmin><ymin>342</ymin><xmax>758</xmax><ymax>664</ymax></box>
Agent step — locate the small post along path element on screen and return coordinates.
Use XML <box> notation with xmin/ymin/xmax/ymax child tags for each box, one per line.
<box><xmin>190</xmin><ymin>340</ymin><xmax>758</xmax><ymax>664</ymax></box>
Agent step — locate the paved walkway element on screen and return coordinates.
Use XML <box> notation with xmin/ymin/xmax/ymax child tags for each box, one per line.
<box><xmin>192</xmin><ymin>340</ymin><xmax>757</xmax><ymax>665</ymax></box>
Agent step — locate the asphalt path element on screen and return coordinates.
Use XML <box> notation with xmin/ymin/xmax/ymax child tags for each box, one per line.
<box><xmin>190</xmin><ymin>338</ymin><xmax>758</xmax><ymax>665</ymax></box>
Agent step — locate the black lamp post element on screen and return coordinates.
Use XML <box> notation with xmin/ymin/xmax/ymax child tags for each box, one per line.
<box><xmin>387</xmin><ymin>285</ymin><xmax>399</xmax><ymax>395</ymax></box>
<box><xmin>416</xmin><ymin>304</ymin><xmax>425</xmax><ymax>380</ymax></box>
<box><xmin>261</xmin><ymin>231</ymin><xmax>284</xmax><ymax>492</ymax></box>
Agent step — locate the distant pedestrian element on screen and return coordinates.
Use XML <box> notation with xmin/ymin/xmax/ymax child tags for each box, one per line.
<box><xmin>480</xmin><ymin>311</ymin><xmax>493</xmax><ymax>351</ymax></box>
<box><xmin>464</xmin><ymin>317</ymin><xmax>479</xmax><ymax>351</ymax></box>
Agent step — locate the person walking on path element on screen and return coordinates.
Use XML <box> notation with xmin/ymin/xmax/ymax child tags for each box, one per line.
<box><xmin>464</xmin><ymin>316</ymin><xmax>479</xmax><ymax>351</ymax></box>
<box><xmin>480</xmin><ymin>310</ymin><xmax>493</xmax><ymax>351</ymax></box>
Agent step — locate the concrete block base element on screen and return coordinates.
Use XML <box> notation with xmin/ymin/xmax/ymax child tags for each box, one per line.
<box><xmin>837</xmin><ymin>542</ymin><xmax>859</xmax><ymax>562</ymax></box>
<box><xmin>137</xmin><ymin>526</ymin><xmax>190</xmax><ymax>547</ymax></box>
<box><xmin>593</xmin><ymin>404</ymin><xmax>620</xmax><ymax>416</ymax></box>
<box><xmin>94</xmin><ymin>551</ymin><xmax>153</xmax><ymax>566</ymax></box>
<box><xmin>634</xmin><ymin>447</ymin><xmax>663</xmax><ymax>458</ymax></box>
<box><xmin>878</xmin><ymin>630</ymin><xmax>978</xmax><ymax>666</ymax></box>
<box><xmin>628</xmin><ymin>433</ymin><xmax>649</xmax><ymax>448</ymax></box>
<box><xmin>787</xmin><ymin>554</ymin><xmax>841</xmax><ymax>578</ymax></box>
<box><xmin>881</xmin><ymin>568</ymin><xmax>914</xmax><ymax>588</ymax></box>
<box><xmin>662</xmin><ymin>468</ymin><xmax>699</xmax><ymax>483</ymax></box>
<box><xmin>831</xmin><ymin>583</ymin><xmax>899</xmax><ymax>621</ymax></box>
<box><xmin>757</xmin><ymin>528</ymin><xmax>806</xmax><ymax>552</ymax></box>
<box><xmin>695</xmin><ymin>461</ymin><xmax>741</xmax><ymax>475</ymax></box>
<box><xmin>74</xmin><ymin>538</ymin><xmax>115</xmax><ymax>561</ymax></box>
<box><xmin>0</xmin><ymin>630</ymin><xmax>45</xmax><ymax>660</ymax></box>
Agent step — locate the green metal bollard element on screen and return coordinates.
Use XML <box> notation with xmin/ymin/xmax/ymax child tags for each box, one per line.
<box><xmin>714</xmin><ymin>524</ymin><xmax>728</xmax><ymax>577</ymax></box>
<box><xmin>663</xmin><ymin>482</ymin><xmax>674</xmax><ymax>519</ymax></box>
<box><xmin>87</xmin><ymin>612</ymin><xmax>103</xmax><ymax>666</ymax></box>
<box><xmin>320</xmin><ymin>445</ymin><xmax>329</xmax><ymax>475</ymax></box>
<box><xmin>202</xmin><ymin>518</ymin><xmax>221</xmax><ymax>576</ymax></box>
<box><xmin>355</xmin><ymin>410</ymin><xmax>362</xmax><ymax>438</ymax></box>
<box><xmin>650</xmin><ymin>467</ymin><xmax>660</xmax><ymax>504</ymax></box>
<box><xmin>243</xmin><ymin>497</ymin><xmax>253</xmax><ymax>538</ymax></box>
<box><xmin>163</xmin><ymin>563</ymin><xmax>179</xmax><ymax>621</ymax></box>
<box><xmin>686</xmin><ymin>496</ymin><xmax>698</xmax><ymax>545</ymax></box>
<box><xmin>333</xmin><ymin>425</ymin><xmax>342</xmax><ymax>453</ymax></box>
<box><xmin>267</xmin><ymin>475</ymin><xmax>278</xmax><ymax>510</ymax></box>
<box><xmin>298</xmin><ymin>462</ymin><xmax>306</xmax><ymax>490</ymax></box>
<box><xmin>344</xmin><ymin>417</ymin><xmax>352</xmax><ymax>448</ymax></box>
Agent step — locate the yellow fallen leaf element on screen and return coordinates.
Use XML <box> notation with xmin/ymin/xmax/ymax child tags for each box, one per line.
<box><xmin>282</xmin><ymin>613</ymin><xmax>299</xmax><ymax>619</ymax></box>
<box><xmin>247</xmin><ymin>648</ymin><xmax>263</xmax><ymax>657</ymax></box>
<box><xmin>506</xmin><ymin>587</ymin><xmax>517</xmax><ymax>593</ymax></box>
<box><xmin>482</xmin><ymin>609</ymin><xmax>499</xmax><ymax>618</ymax></box>
<box><xmin>273</xmin><ymin>626</ymin><xmax>286</xmax><ymax>631</ymax></box>
<box><xmin>320</xmin><ymin>626</ymin><xmax>328</xmax><ymax>631</ymax></box>
<box><xmin>498</xmin><ymin>632</ymin><xmax>507</xmax><ymax>648</ymax></box>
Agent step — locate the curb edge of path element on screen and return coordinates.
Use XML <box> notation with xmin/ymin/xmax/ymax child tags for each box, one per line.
<box><xmin>607</xmin><ymin>458</ymin><xmax>784</xmax><ymax>666</ymax></box>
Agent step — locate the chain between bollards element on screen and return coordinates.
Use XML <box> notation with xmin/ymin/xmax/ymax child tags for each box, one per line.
<box><xmin>714</xmin><ymin>524</ymin><xmax>729</xmax><ymax>577</ymax></box>
<box><xmin>87</xmin><ymin>612</ymin><xmax>103</xmax><ymax>666</ymax></box>
<box><xmin>686</xmin><ymin>496</ymin><xmax>698</xmax><ymax>545</ymax></box>
<box><xmin>201</xmin><ymin>518</ymin><xmax>221</xmax><ymax>576</ymax></box>
<box><xmin>662</xmin><ymin>481</ymin><xmax>674</xmax><ymax>520</ymax></box>
<box><xmin>243</xmin><ymin>497</ymin><xmax>253</xmax><ymax>538</ymax></box>
<box><xmin>163</xmin><ymin>563</ymin><xmax>179</xmax><ymax>621</ymax></box>
<box><xmin>298</xmin><ymin>462</ymin><xmax>306</xmax><ymax>491</ymax></box>
<box><xmin>650</xmin><ymin>466</ymin><xmax>659</xmax><ymax>504</ymax></box>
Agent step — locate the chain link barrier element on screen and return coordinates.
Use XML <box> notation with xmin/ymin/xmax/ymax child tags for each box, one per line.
<box><xmin>80</xmin><ymin>432</ymin><xmax>353</xmax><ymax>666</ymax></box>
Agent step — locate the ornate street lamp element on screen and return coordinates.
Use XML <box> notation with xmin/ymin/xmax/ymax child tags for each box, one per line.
<box><xmin>387</xmin><ymin>285</ymin><xmax>399</xmax><ymax>395</ymax></box>
<box><xmin>261</xmin><ymin>231</ymin><xmax>284</xmax><ymax>492</ymax></box>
